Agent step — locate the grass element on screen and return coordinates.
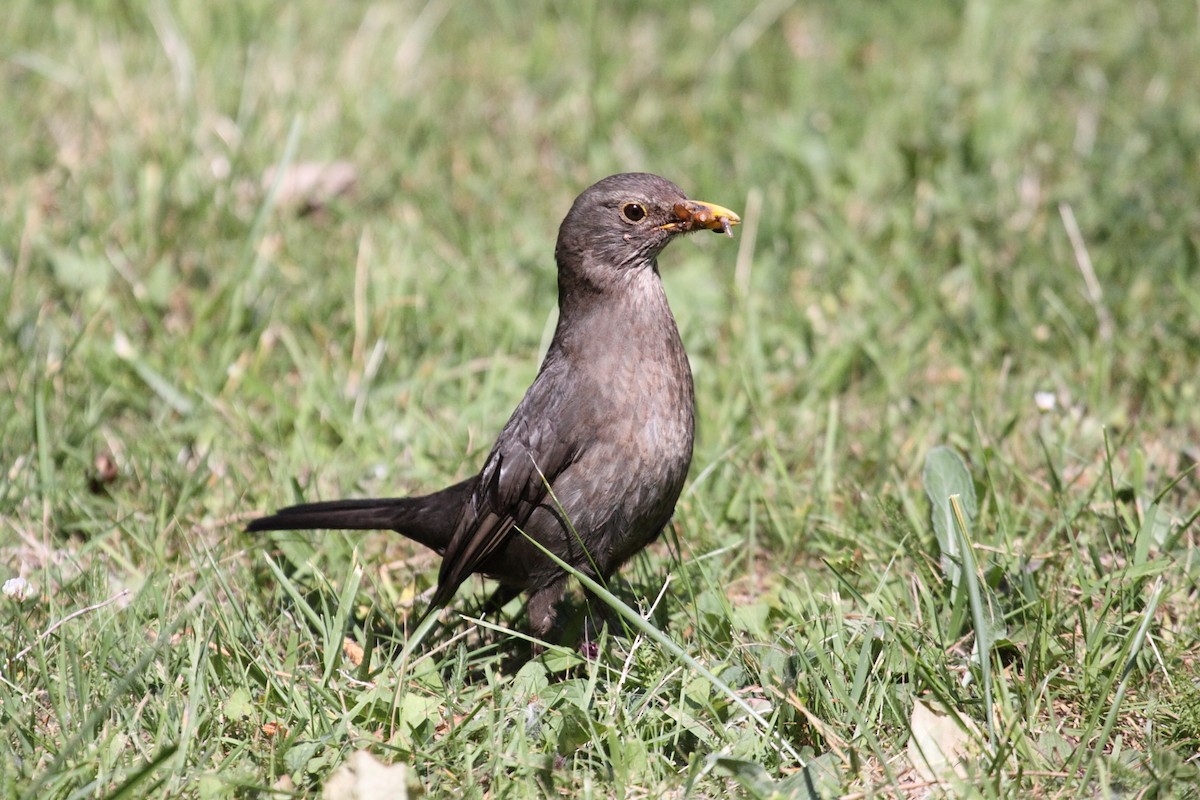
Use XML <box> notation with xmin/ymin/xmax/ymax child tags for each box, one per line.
<box><xmin>3</xmin><ymin>0</ymin><xmax>1199</xmax><ymax>796</ymax></box>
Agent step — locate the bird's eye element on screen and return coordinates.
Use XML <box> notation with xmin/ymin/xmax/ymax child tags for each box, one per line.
<box><xmin>621</xmin><ymin>203</ymin><xmax>647</xmax><ymax>222</ymax></box>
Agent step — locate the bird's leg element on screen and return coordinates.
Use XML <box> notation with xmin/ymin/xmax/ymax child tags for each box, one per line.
<box><xmin>525</xmin><ymin>579</ymin><xmax>569</xmax><ymax>643</ymax></box>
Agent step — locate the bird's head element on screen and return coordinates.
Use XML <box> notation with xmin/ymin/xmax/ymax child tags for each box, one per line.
<box><xmin>554</xmin><ymin>173</ymin><xmax>740</xmax><ymax>286</ymax></box>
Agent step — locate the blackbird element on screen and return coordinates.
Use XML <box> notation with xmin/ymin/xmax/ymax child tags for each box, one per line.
<box><xmin>248</xmin><ymin>173</ymin><xmax>740</xmax><ymax>638</ymax></box>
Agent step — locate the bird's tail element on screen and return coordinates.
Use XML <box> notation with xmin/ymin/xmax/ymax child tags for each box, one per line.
<box><xmin>246</xmin><ymin>476</ymin><xmax>476</xmax><ymax>555</ymax></box>
<box><xmin>247</xmin><ymin>497</ymin><xmax>411</xmax><ymax>532</ymax></box>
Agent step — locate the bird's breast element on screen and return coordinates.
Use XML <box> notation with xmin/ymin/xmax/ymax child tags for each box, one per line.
<box><xmin>550</xmin><ymin>271</ymin><xmax>696</xmax><ymax>490</ymax></box>
<box><xmin>569</xmin><ymin>302</ymin><xmax>695</xmax><ymax>514</ymax></box>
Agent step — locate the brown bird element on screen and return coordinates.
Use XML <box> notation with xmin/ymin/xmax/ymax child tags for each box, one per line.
<box><xmin>248</xmin><ymin>173</ymin><xmax>739</xmax><ymax>639</ymax></box>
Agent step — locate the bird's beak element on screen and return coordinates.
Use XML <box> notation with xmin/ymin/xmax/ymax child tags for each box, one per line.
<box><xmin>660</xmin><ymin>199</ymin><xmax>741</xmax><ymax>237</ymax></box>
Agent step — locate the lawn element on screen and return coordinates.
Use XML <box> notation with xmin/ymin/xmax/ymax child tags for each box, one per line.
<box><xmin>3</xmin><ymin>1</ymin><xmax>1199</xmax><ymax>797</ymax></box>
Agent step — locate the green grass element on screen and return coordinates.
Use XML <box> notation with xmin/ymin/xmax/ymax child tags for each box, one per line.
<box><xmin>3</xmin><ymin>0</ymin><xmax>1199</xmax><ymax>796</ymax></box>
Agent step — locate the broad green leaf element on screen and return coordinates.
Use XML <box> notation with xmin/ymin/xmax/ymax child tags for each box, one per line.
<box><xmin>923</xmin><ymin>446</ymin><xmax>977</xmax><ymax>588</ymax></box>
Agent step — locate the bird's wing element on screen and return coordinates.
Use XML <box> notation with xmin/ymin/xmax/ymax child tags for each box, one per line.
<box><xmin>425</xmin><ymin>390</ymin><xmax>577</xmax><ymax>611</ymax></box>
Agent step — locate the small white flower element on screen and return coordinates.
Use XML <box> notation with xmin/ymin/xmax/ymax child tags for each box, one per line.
<box><xmin>3</xmin><ymin>577</ymin><xmax>35</xmax><ymax>601</ymax></box>
<box><xmin>1034</xmin><ymin>391</ymin><xmax>1057</xmax><ymax>412</ymax></box>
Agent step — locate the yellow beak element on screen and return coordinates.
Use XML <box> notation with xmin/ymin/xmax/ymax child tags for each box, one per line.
<box><xmin>660</xmin><ymin>199</ymin><xmax>741</xmax><ymax>237</ymax></box>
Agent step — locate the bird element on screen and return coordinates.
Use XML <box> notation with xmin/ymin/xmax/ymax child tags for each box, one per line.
<box><xmin>248</xmin><ymin>173</ymin><xmax>740</xmax><ymax>640</ymax></box>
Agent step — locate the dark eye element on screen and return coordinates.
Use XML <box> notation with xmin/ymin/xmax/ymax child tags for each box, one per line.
<box><xmin>621</xmin><ymin>203</ymin><xmax>646</xmax><ymax>222</ymax></box>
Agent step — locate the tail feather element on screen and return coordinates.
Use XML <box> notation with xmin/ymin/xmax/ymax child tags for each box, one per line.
<box><xmin>246</xmin><ymin>498</ymin><xmax>412</xmax><ymax>533</ymax></box>
<box><xmin>245</xmin><ymin>476</ymin><xmax>477</xmax><ymax>556</ymax></box>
